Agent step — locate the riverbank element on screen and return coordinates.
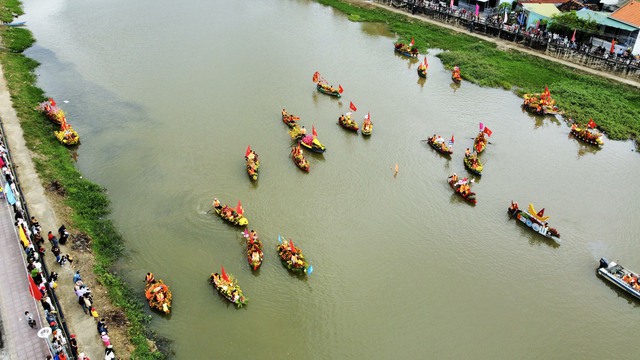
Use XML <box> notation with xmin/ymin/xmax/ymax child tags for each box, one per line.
<box><xmin>0</xmin><ymin>2</ymin><xmax>163</xmax><ymax>359</ymax></box>
<box><xmin>318</xmin><ymin>0</ymin><xmax>640</xmax><ymax>148</ymax></box>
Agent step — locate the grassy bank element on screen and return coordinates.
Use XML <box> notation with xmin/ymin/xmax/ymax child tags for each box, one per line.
<box><xmin>0</xmin><ymin>6</ymin><xmax>163</xmax><ymax>360</ymax></box>
<box><xmin>318</xmin><ymin>0</ymin><xmax>640</xmax><ymax>145</ymax></box>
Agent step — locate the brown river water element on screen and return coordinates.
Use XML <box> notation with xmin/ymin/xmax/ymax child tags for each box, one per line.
<box><xmin>21</xmin><ymin>0</ymin><xmax>640</xmax><ymax>358</ymax></box>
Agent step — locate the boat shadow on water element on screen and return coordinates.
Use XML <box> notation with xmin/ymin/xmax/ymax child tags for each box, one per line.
<box><xmin>417</xmin><ymin>77</ymin><xmax>426</xmax><ymax>88</ymax></box>
<box><xmin>522</xmin><ymin>110</ymin><xmax>562</xmax><ymax>129</ymax></box>
<box><xmin>450</xmin><ymin>82</ymin><xmax>461</xmax><ymax>93</ymax></box>
<box><xmin>393</xmin><ymin>51</ymin><xmax>419</xmax><ymax>68</ymax></box>
<box><xmin>596</xmin><ymin>269</ymin><xmax>640</xmax><ymax>307</ymax></box>
<box><xmin>569</xmin><ymin>134</ymin><xmax>603</xmax><ymax>157</ymax></box>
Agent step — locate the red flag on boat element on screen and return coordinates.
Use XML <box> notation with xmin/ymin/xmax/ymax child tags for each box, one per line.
<box><xmin>245</xmin><ymin>145</ymin><xmax>251</xmax><ymax>157</ymax></box>
<box><xmin>49</xmin><ymin>98</ymin><xmax>56</xmax><ymax>106</ymax></box>
<box><xmin>610</xmin><ymin>39</ymin><xmax>616</xmax><ymax>54</ymax></box>
<box><xmin>571</xmin><ymin>29</ymin><xmax>576</xmax><ymax>42</ymax></box>
<box><xmin>450</xmin><ymin>134</ymin><xmax>455</xmax><ymax>145</ymax></box>
<box><xmin>221</xmin><ymin>266</ymin><xmax>230</xmax><ymax>282</ymax></box>
<box><xmin>349</xmin><ymin>101</ymin><xmax>357</xmax><ymax>112</ymax></box>
<box><xmin>312</xmin><ymin>125</ymin><xmax>318</xmax><ymax>137</ymax></box>
<box><xmin>483</xmin><ymin>127</ymin><xmax>492</xmax><ymax>137</ymax></box>
<box><xmin>544</xmin><ymin>86</ymin><xmax>550</xmax><ymax>97</ymax></box>
<box><xmin>289</xmin><ymin>239</ymin><xmax>296</xmax><ymax>254</ymax></box>
<box><xmin>312</xmin><ymin>71</ymin><xmax>319</xmax><ymax>83</ymax></box>
<box><xmin>588</xmin><ymin>118</ymin><xmax>597</xmax><ymax>129</ymax></box>
<box><xmin>28</xmin><ymin>275</ymin><xmax>43</xmax><ymax>301</ymax></box>
<box><xmin>236</xmin><ymin>200</ymin><xmax>243</xmax><ymax>215</ymax></box>
<box><xmin>365</xmin><ymin>112</ymin><xmax>371</xmax><ymax>122</ymax></box>
<box><xmin>537</xmin><ymin>208</ymin><xmax>545</xmax><ymax>218</ymax></box>
<box><xmin>424</xmin><ymin>57</ymin><xmax>428</xmax><ymax>66</ymax></box>
<box><xmin>410</xmin><ymin>38</ymin><xmax>415</xmax><ymax>47</ymax></box>
<box><xmin>338</xmin><ymin>85</ymin><xmax>344</xmax><ymax>94</ymax></box>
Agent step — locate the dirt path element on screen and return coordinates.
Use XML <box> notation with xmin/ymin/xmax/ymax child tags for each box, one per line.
<box><xmin>356</xmin><ymin>1</ymin><xmax>640</xmax><ymax>89</ymax></box>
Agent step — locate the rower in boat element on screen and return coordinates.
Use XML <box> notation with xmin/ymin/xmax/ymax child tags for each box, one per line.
<box><xmin>213</xmin><ymin>198</ymin><xmax>222</xmax><ymax>210</ymax></box>
<box><xmin>146</xmin><ymin>272</ymin><xmax>155</xmax><ymax>284</ymax></box>
<box><xmin>465</xmin><ymin>148</ymin><xmax>471</xmax><ymax>157</ymax></box>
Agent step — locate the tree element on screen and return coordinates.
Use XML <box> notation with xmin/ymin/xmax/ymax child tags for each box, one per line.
<box><xmin>548</xmin><ymin>11</ymin><xmax>598</xmax><ymax>38</ymax></box>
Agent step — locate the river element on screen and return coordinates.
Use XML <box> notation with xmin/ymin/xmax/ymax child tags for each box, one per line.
<box><xmin>20</xmin><ymin>0</ymin><xmax>640</xmax><ymax>358</ymax></box>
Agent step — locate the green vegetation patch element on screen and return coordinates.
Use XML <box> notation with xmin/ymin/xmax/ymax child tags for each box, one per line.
<box><xmin>0</xmin><ymin>2</ymin><xmax>163</xmax><ymax>359</ymax></box>
<box><xmin>316</xmin><ymin>0</ymin><xmax>640</xmax><ymax>145</ymax></box>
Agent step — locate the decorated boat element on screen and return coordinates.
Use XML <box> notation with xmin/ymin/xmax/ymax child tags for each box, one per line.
<box><xmin>243</xmin><ymin>230</ymin><xmax>263</xmax><ymax>271</ymax></box>
<box><xmin>313</xmin><ymin>71</ymin><xmax>342</xmax><ymax>98</ymax></box>
<box><xmin>212</xmin><ymin>198</ymin><xmax>249</xmax><ymax>226</ymax></box>
<box><xmin>281</xmin><ymin>109</ymin><xmax>300</xmax><ymax>128</ymax></box>
<box><xmin>597</xmin><ymin>258</ymin><xmax>640</xmax><ymax>301</ymax></box>
<box><xmin>144</xmin><ymin>275</ymin><xmax>172</xmax><ymax>314</ymax></box>
<box><xmin>522</xmin><ymin>87</ymin><xmax>562</xmax><ymax>116</ymax></box>
<box><xmin>463</xmin><ymin>153</ymin><xmax>483</xmax><ymax>175</ymax></box>
<box><xmin>448</xmin><ymin>174</ymin><xmax>476</xmax><ymax>205</ymax></box>
<box><xmin>361</xmin><ymin>114</ymin><xmax>373</xmax><ymax>136</ymax></box>
<box><xmin>417</xmin><ymin>57</ymin><xmax>428</xmax><ymax>78</ymax></box>
<box><xmin>54</xmin><ymin>125</ymin><xmax>80</xmax><ymax>146</ymax></box>
<box><xmin>245</xmin><ymin>146</ymin><xmax>259</xmax><ymax>181</ymax></box>
<box><xmin>290</xmin><ymin>126</ymin><xmax>326</xmax><ymax>153</ymax></box>
<box><xmin>290</xmin><ymin>145</ymin><xmax>310</xmax><ymax>172</ymax></box>
<box><xmin>451</xmin><ymin>66</ymin><xmax>462</xmax><ymax>83</ymax></box>
<box><xmin>571</xmin><ymin>122</ymin><xmax>603</xmax><ymax>146</ymax></box>
<box><xmin>507</xmin><ymin>202</ymin><xmax>561</xmax><ymax>244</ymax></box>
<box><xmin>209</xmin><ymin>267</ymin><xmax>248</xmax><ymax>308</ymax></box>
<box><xmin>37</xmin><ymin>98</ymin><xmax>66</xmax><ymax>125</ymax></box>
<box><xmin>277</xmin><ymin>235</ymin><xmax>313</xmax><ymax>275</ymax></box>
<box><xmin>338</xmin><ymin>113</ymin><xmax>359</xmax><ymax>132</ymax></box>
<box><xmin>426</xmin><ymin>135</ymin><xmax>453</xmax><ymax>155</ymax></box>
<box><xmin>394</xmin><ymin>40</ymin><xmax>418</xmax><ymax>58</ymax></box>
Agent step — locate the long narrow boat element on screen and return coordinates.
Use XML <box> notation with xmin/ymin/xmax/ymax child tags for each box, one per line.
<box><xmin>463</xmin><ymin>154</ymin><xmax>483</xmax><ymax>175</ymax></box>
<box><xmin>212</xmin><ymin>199</ymin><xmax>249</xmax><ymax>226</ymax></box>
<box><xmin>54</xmin><ymin>127</ymin><xmax>80</xmax><ymax>146</ymax></box>
<box><xmin>245</xmin><ymin>147</ymin><xmax>259</xmax><ymax>181</ymax></box>
<box><xmin>316</xmin><ymin>83</ymin><xmax>341</xmax><ymax>98</ymax></box>
<box><xmin>361</xmin><ymin>120</ymin><xmax>373</xmax><ymax>136</ymax></box>
<box><xmin>507</xmin><ymin>202</ymin><xmax>560</xmax><ymax>244</ymax></box>
<box><xmin>144</xmin><ymin>277</ymin><xmax>172</xmax><ymax>314</ymax></box>
<box><xmin>597</xmin><ymin>258</ymin><xmax>640</xmax><ymax>301</ymax></box>
<box><xmin>243</xmin><ymin>229</ymin><xmax>263</xmax><ymax>271</ymax></box>
<box><xmin>394</xmin><ymin>42</ymin><xmax>418</xmax><ymax>58</ymax></box>
<box><xmin>448</xmin><ymin>174</ymin><xmax>476</xmax><ymax>205</ymax></box>
<box><xmin>426</xmin><ymin>136</ymin><xmax>452</xmax><ymax>155</ymax></box>
<box><xmin>570</xmin><ymin>124</ymin><xmax>603</xmax><ymax>146</ymax></box>
<box><xmin>277</xmin><ymin>235</ymin><xmax>313</xmax><ymax>275</ymax></box>
<box><xmin>282</xmin><ymin>111</ymin><xmax>300</xmax><ymax>128</ymax></box>
<box><xmin>473</xmin><ymin>132</ymin><xmax>487</xmax><ymax>154</ymax></box>
<box><xmin>299</xmin><ymin>135</ymin><xmax>326</xmax><ymax>153</ymax></box>
<box><xmin>37</xmin><ymin>99</ymin><xmax>66</xmax><ymax>125</ymax></box>
<box><xmin>290</xmin><ymin>147</ymin><xmax>310</xmax><ymax>172</ymax></box>
<box><xmin>338</xmin><ymin>114</ymin><xmax>358</xmax><ymax>132</ymax></box>
<box><xmin>417</xmin><ymin>58</ymin><xmax>428</xmax><ymax>78</ymax></box>
<box><xmin>209</xmin><ymin>269</ymin><xmax>248</xmax><ymax>308</ymax></box>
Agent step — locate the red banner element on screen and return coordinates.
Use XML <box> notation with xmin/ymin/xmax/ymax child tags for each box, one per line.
<box><xmin>349</xmin><ymin>102</ymin><xmax>357</xmax><ymax>112</ymax></box>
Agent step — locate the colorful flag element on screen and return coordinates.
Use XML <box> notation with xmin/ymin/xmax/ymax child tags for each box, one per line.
<box><xmin>610</xmin><ymin>39</ymin><xmax>616</xmax><ymax>53</ymax></box>
<box><xmin>312</xmin><ymin>71</ymin><xmax>319</xmax><ymax>83</ymax></box>
<box><xmin>338</xmin><ymin>85</ymin><xmax>344</xmax><ymax>94</ymax></box>
<box><xmin>18</xmin><ymin>225</ymin><xmax>30</xmax><ymax>247</ymax></box>
<box><xmin>245</xmin><ymin>145</ymin><xmax>251</xmax><ymax>157</ymax></box>
<box><xmin>424</xmin><ymin>57</ymin><xmax>428</xmax><ymax>66</ymax></box>
<box><xmin>236</xmin><ymin>200</ymin><xmax>243</xmax><ymax>215</ymax></box>
<box><xmin>479</xmin><ymin>122</ymin><xmax>484</xmax><ymax>131</ymax></box>
<box><xmin>49</xmin><ymin>98</ymin><xmax>56</xmax><ymax>106</ymax></box>
<box><xmin>410</xmin><ymin>38</ymin><xmax>415</xmax><ymax>47</ymax></box>
<box><xmin>475</xmin><ymin>4</ymin><xmax>479</xmax><ymax>17</ymax></box>
<box><xmin>483</xmin><ymin>127</ymin><xmax>493</xmax><ymax>137</ymax></box>
<box><xmin>571</xmin><ymin>29</ymin><xmax>576</xmax><ymax>42</ymax></box>
<box><xmin>349</xmin><ymin>101</ymin><xmax>357</xmax><ymax>112</ymax></box>
<box><xmin>365</xmin><ymin>112</ymin><xmax>371</xmax><ymax>122</ymax></box>
<box><xmin>537</xmin><ymin>208</ymin><xmax>545</xmax><ymax>218</ymax></box>
<box><xmin>544</xmin><ymin>86</ymin><xmax>550</xmax><ymax>97</ymax></box>
<box><xmin>450</xmin><ymin>0</ymin><xmax>453</xmax><ymax>8</ymax></box>
<box><xmin>588</xmin><ymin>119</ymin><xmax>597</xmax><ymax>129</ymax></box>
<box><xmin>289</xmin><ymin>239</ymin><xmax>296</xmax><ymax>254</ymax></box>
<box><xmin>449</xmin><ymin>134</ymin><xmax>454</xmax><ymax>147</ymax></box>
<box><xmin>221</xmin><ymin>266</ymin><xmax>230</xmax><ymax>282</ymax></box>
<box><xmin>28</xmin><ymin>275</ymin><xmax>43</xmax><ymax>301</ymax></box>
<box><xmin>312</xmin><ymin>125</ymin><xmax>318</xmax><ymax>137</ymax></box>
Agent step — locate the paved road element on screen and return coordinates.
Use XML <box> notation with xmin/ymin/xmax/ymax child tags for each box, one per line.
<box><xmin>0</xmin><ymin>194</ymin><xmax>50</xmax><ymax>359</ymax></box>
